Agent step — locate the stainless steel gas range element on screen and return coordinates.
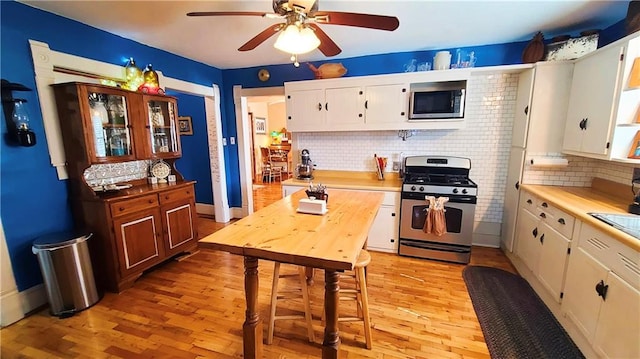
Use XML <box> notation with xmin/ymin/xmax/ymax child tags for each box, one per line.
<box><xmin>398</xmin><ymin>156</ymin><xmax>477</xmax><ymax>264</ymax></box>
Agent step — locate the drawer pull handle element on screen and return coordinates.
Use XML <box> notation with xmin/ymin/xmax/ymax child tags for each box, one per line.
<box><xmin>532</xmin><ymin>228</ymin><xmax>538</xmax><ymax>238</ymax></box>
<box><xmin>541</xmin><ymin>202</ymin><xmax>548</xmax><ymax>208</ymax></box>
<box><xmin>148</xmin><ymin>200</ymin><xmax>154</xmax><ymax>203</ymax></box>
<box><xmin>165</xmin><ymin>196</ymin><xmax>170</xmax><ymax>200</ymax></box>
<box><xmin>119</xmin><ymin>207</ymin><xmax>124</xmax><ymax>211</ymax></box>
<box><xmin>595</xmin><ymin>280</ymin><xmax>608</xmax><ymax>301</ymax></box>
<box><xmin>540</xmin><ymin>234</ymin><xmax>544</xmax><ymax>244</ymax></box>
<box><xmin>558</xmin><ymin>218</ymin><xmax>566</xmax><ymax>225</ymax></box>
<box><xmin>526</xmin><ymin>199</ymin><xmax>532</xmax><ymax>204</ymax></box>
<box><xmin>539</xmin><ymin>212</ymin><xmax>546</xmax><ymax>218</ymax></box>
<box><xmin>186</xmin><ymin>191</ymin><xmax>190</xmax><ymax>194</ymax></box>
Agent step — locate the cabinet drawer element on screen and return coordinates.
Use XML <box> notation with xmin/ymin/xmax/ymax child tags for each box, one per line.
<box><xmin>547</xmin><ymin>206</ymin><xmax>575</xmax><ymax>238</ymax></box>
<box><xmin>110</xmin><ymin>194</ymin><xmax>159</xmax><ymax>218</ymax></box>
<box><xmin>160</xmin><ymin>186</ymin><xmax>194</xmax><ymax>205</ymax></box>
<box><xmin>520</xmin><ymin>191</ymin><xmax>538</xmax><ymax>212</ymax></box>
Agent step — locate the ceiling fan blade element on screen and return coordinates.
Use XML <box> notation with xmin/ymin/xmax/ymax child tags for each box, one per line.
<box><xmin>312</xmin><ymin>11</ymin><xmax>399</xmax><ymax>31</ymax></box>
<box><xmin>307</xmin><ymin>24</ymin><xmax>341</xmax><ymax>57</ymax></box>
<box><xmin>187</xmin><ymin>11</ymin><xmax>268</xmax><ymax>17</ymax></box>
<box><xmin>238</xmin><ymin>24</ymin><xmax>285</xmax><ymax>51</ymax></box>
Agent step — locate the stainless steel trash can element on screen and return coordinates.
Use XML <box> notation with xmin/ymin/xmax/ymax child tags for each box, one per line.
<box><xmin>32</xmin><ymin>232</ymin><xmax>100</xmax><ymax>317</ymax></box>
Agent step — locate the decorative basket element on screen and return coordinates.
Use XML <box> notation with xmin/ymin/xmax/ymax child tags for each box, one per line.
<box><xmin>306</xmin><ymin>190</ymin><xmax>328</xmax><ymax>203</ymax></box>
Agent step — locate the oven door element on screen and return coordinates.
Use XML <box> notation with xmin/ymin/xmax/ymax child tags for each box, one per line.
<box><xmin>399</xmin><ymin>195</ymin><xmax>475</xmax><ymax>246</ymax></box>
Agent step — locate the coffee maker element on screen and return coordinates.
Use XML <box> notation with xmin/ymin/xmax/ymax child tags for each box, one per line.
<box><xmin>296</xmin><ymin>149</ymin><xmax>314</xmax><ymax>180</ymax></box>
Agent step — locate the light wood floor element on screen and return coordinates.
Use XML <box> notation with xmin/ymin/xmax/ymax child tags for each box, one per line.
<box><xmin>1</xmin><ymin>184</ymin><xmax>517</xmax><ymax>359</ymax></box>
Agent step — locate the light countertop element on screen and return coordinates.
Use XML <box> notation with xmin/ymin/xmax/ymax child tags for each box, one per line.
<box><xmin>521</xmin><ymin>180</ymin><xmax>638</xmax><ymax>252</ymax></box>
<box><xmin>282</xmin><ymin>170</ymin><xmax>402</xmax><ymax>192</ymax></box>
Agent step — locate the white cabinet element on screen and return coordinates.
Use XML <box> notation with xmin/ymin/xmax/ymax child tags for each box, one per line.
<box><xmin>365</xmin><ymin>191</ymin><xmax>400</xmax><ymax>253</ymax></box>
<box><xmin>286</xmin><ymin>81</ymin><xmax>408</xmax><ymax>132</ymax></box>
<box><xmin>562</xmin><ymin>32</ymin><xmax>640</xmax><ymax>162</ymax></box>
<box><xmin>284</xmin><ymin>70</ymin><xmax>473</xmax><ymax>132</ymax></box>
<box><xmin>501</xmin><ymin>63</ymin><xmax>573</xmax><ymax>252</ymax></box>
<box><xmin>562</xmin><ymin>223</ymin><xmax>640</xmax><ymax>359</ymax></box>
<box><xmin>563</xmin><ymin>44</ymin><xmax>622</xmax><ymax>156</ymax></box>
<box><xmin>514</xmin><ymin>190</ymin><xmax>575</xmax><ymax>302</ymax></box>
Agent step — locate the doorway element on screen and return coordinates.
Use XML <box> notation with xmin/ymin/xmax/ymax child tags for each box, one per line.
<box><xmin>233</xmin><ymin>86</ymin><xmax>286</xmax><ymax>217</ymax></box>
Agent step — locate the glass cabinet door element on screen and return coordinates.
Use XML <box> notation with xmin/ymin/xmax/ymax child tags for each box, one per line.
<box><xmin>87</xmin><ymin>90</ymin><xmax>133</xmax><ymax>161</ymax></box>
<box><xmin>146</xmin><ymin>98</ymin><xmax>180</xmax><ymax>157</ymax></box>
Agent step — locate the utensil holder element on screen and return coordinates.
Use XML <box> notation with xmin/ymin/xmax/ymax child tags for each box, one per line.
<box><xmin>306</xmin><ymin>190</ymin><xmax>328</xmax><ymax>203</ymax></box>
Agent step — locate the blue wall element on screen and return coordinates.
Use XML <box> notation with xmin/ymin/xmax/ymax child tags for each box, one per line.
<box><xmin>0</xmin><ymin>0</ymin><xmax>628</xmax><ymax>291</ymax></box>
<box><xmin>0</xmin><ymin>1</ymin><xmax>224</xmax><ymax>290</ymax></box>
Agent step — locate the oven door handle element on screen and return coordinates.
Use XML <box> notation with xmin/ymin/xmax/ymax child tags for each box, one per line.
<box><xmin>400</xmin><ymin>240</ymin><xmax>470</xmax><ymax>253</ymax></box>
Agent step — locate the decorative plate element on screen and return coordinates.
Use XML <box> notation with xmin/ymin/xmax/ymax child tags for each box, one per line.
<box><xmin>151</xmin><ymin>160</ymin><xmax>171</xmax><ymax>181</ymax></box>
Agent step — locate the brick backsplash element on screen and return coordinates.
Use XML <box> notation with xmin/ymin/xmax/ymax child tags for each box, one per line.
<box><xmin>84</xmin><ymin>160</ymin><xmax>151</xmax><ymax>186</ymax></box>
<box><xmin>296</xmin><ymin>73</ymin><xmax>519</xmax><ymax>224</ymax></box>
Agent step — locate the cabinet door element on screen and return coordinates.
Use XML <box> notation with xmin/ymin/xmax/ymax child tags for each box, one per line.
<box><xmin>162</xmin><ymin>201</ymin><xmax>196</xmax><ymax>257</ymax></box>
<box><xmin>365</xmin><ymin>84</ymin><xmax>408</xmax><ymax>125</ymax></box>
<box><xmin>564</xmin><ymin>45</ymin><xmax>623</xmax><ymax>155</ymax></box>
<box><xmin>112</xmin><ymin>208</ymin><xmax>165</xmax><ymax>278</ymax></box>
<box><xmin>536</xmin><ymin>223</ymin><xmax>570</xmax><ymax>302</ymax></box>
<box><xmin>501</xmin><ymin>148</ymin><xmax>525</xmax><ymax>252</ymax></box>
<box><xmin>286</xmin><ymin>89</ymin><xmax>325</xmax><ymax>131</ymax></box>
<box><xmin>325</xmin><ymin>86</ymin><xmax>363</xmax><ymax>128</ymax></box>
<box><xmin>515</xmin><ymin>207</ymin><xmax>541</xmax><ymax>273</ymax></box>
<box><xmin>143</xmin><ymin>95</ymin><xmax>181</xmax><ymax>159</ymax></box>
<box><xmin>83</xmin><ymin>85</ymin><xmax>137</xmax><ymax>163</ymax></box>
<box><xmin>562</xmin><ymin>247</ymin><xmax>608</xmax><ymax>343</ymax></box>
<box><xmin>593</xmin><ymin>271</ymin><xmax>640</xmax><ymax>359</ymax></box>
<box><xmin>512</xmin><ymin>69</ymin><xmax>534</xmax><ymax>148</ymax></box>
<box><xmin>367</xmin><ymin>205</ymin><xmax>399</xmax><ymax>253</ymax></box>
<box><xmin>527</xmin><ymin>63</ymin><xmax>573</xmax><ymax>153</ymax></box>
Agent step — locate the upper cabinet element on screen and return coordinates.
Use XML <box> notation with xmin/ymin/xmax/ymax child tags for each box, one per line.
<box><xmin>52</xmin><ymin>82</ymin><xmax>181</xmax><ymax>172</ymax></box>
<box><xmin>285</xmin><ymin>70</ymin><xmax>473</xmax><ymax>132</ymax></box>
<box><xmin>562</xmin><ymin>32</ymin><xmax>640</xmax><ymax>162</ymax></box>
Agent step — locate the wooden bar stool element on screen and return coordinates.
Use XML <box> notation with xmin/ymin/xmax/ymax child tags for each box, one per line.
<box><xmin>323</xmin><ymin>249</ymin><xmax>373</xmax><ymax>349</ymax></box>
<box><xmin>267</xmin><ymin>262</ymin><xmax>315</xmax><ymax>344</ymax></box>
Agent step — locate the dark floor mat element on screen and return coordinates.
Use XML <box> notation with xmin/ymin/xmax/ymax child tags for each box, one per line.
<box><xmin>463</xmin><ymin>265</ymin><xmax>584</xmax><ymax>359</ymax></box>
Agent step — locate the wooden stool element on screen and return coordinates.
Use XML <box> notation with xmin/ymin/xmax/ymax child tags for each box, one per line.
<box><xmin>324</xmin><ymin>249</ymin><xmax>373</xmax><ymax>349</ymax></box>
<box><xmin>267</xmin><ymin>262</ymin><xmax>315</xmax><ymax>344</ymax></box>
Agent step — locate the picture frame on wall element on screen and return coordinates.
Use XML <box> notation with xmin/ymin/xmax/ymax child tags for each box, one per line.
<box><xmin>178</xmin><ymin>116</ymin><xmax>193</xmax><ymax>135</ymax></box>
<box><xmin>255</xmin><ymin>117</ymin><xmax>266</xmax><ymax>134</ymax></box>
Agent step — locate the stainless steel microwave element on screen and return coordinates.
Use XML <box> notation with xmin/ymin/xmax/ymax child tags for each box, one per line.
<box><xmin>408</xmin><ymin>83</ymin><xmax>466</xmax><ymax>120</ymax></box>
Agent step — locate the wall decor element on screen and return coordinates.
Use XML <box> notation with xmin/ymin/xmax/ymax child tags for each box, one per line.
<box><xmin>178</xmin><ymin>116</ymin><xmax>193</xmax><ymax>135</ymax></box>
<box><xmin>255</xmin><ymin>117</ymin><xmax>266</xmax><ymax>134</ymax></box>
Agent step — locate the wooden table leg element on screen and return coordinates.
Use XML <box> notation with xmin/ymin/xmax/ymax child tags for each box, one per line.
<box><xmin>243</xmin><ymin>256</ymin><xmax>262</xmax><ymax>359</ymax></box>
<box><xmin>322</xmin><ymin>269</ymin><xmax>340</xmax><ymax>359</ymax></box>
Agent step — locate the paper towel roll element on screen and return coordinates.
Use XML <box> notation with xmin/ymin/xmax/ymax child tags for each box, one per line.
<box><xmin>529</xmin><ymin>157</ymin><xmax>569</xmax><ymax>167</ymax></box>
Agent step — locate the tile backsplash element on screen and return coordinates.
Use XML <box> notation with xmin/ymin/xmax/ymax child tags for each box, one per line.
<box><xmin>84</xmin><ymin>160</ymin><xmax>151</xmax><ymax>186</ymax></box>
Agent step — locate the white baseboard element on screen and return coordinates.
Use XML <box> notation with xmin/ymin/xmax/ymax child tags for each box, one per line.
<box><xmin>231</xmin><ymin>207</ymin><xmax>245</xmax><ymax>219</ymax></box>
<box><xmin>1</xmin><ymin>284</ymin><xmax>47</xmax><ymax>327</ymax></box>
<box><xmin>196</xmin><ymin>203</ymin><xmax>214</xmax><ymax>216</ymax></box>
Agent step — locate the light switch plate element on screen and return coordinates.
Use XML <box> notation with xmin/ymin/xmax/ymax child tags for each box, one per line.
<box><xmin>230</xmin><ymin>137</ymin><xmax>235</xmax><ymax>145</ymax></box>
<box><xmin>222</xmin><ymin>138</ymin><xmax>227</xmax><ymax>146</ymax></box>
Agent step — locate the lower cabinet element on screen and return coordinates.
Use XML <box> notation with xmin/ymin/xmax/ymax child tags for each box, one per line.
<box><xmin>561</xmin><ymin>223</ymin><xmax>640</xmax><ymax>359</ymax></box>
<box><xmin>99</xmin><ymin>183</ymin><xmax>198</xmax><ymax>292</ymax></box>
<box><xmin>514</xmin><ymin>190</ymin><xmax>574</xmax><ymax>302</ymax></box>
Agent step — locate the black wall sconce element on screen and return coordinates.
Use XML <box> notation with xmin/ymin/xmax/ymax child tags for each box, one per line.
<box><xmin>1</xmin><ymin>79</ymin><xmax>36</xmax><ymax>147</ymax></box>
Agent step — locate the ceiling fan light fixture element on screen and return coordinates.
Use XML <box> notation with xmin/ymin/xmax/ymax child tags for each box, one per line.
<box><xmin>274</xmin><ymin>24</ymin><xmax>320</xmax><ymax>55</ymax></box>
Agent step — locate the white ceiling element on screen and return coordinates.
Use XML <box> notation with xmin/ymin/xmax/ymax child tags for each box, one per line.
<box><xmin>19</xmin><ymin>0</ymin><xmax>630</xmax><ymax>69</ymax></box>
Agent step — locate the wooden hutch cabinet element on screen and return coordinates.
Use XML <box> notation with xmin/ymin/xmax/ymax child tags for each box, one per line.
<box><xmin>52</xmin><ymin>82</ymin><xmax>197</xmax><ymax>292</ymax></box>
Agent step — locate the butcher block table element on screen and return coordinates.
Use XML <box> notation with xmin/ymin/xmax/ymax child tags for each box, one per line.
<box><xmin>199</xmin><ymin>189</ymin><xmax>384</xmax><ymax>359</ymax></box>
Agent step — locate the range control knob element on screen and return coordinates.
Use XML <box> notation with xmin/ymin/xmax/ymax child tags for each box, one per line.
<box><xmin>462</xmin><ymin>189</ymin><xmax>468</xmax><ymax>194</ymax></box>
<box><xmin>419</xmin><ymin>186</ymin><xmax>424</xmax><ymax>192</ymax></box>
<box><xmin>453</xmin><ymin>188</ymin><xmax>459</xmax><ymax>194</ymax></box>
<box><xmin>411</xmin><ymin>186</ymin><xmax>416</xmax><ymax>191</ymax></box>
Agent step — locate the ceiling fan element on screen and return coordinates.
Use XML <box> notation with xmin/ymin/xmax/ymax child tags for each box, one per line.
<box><xmin>187</xmin><ymin>0</ymin><xmax>399</xmax><ymax>62</ymax></box>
